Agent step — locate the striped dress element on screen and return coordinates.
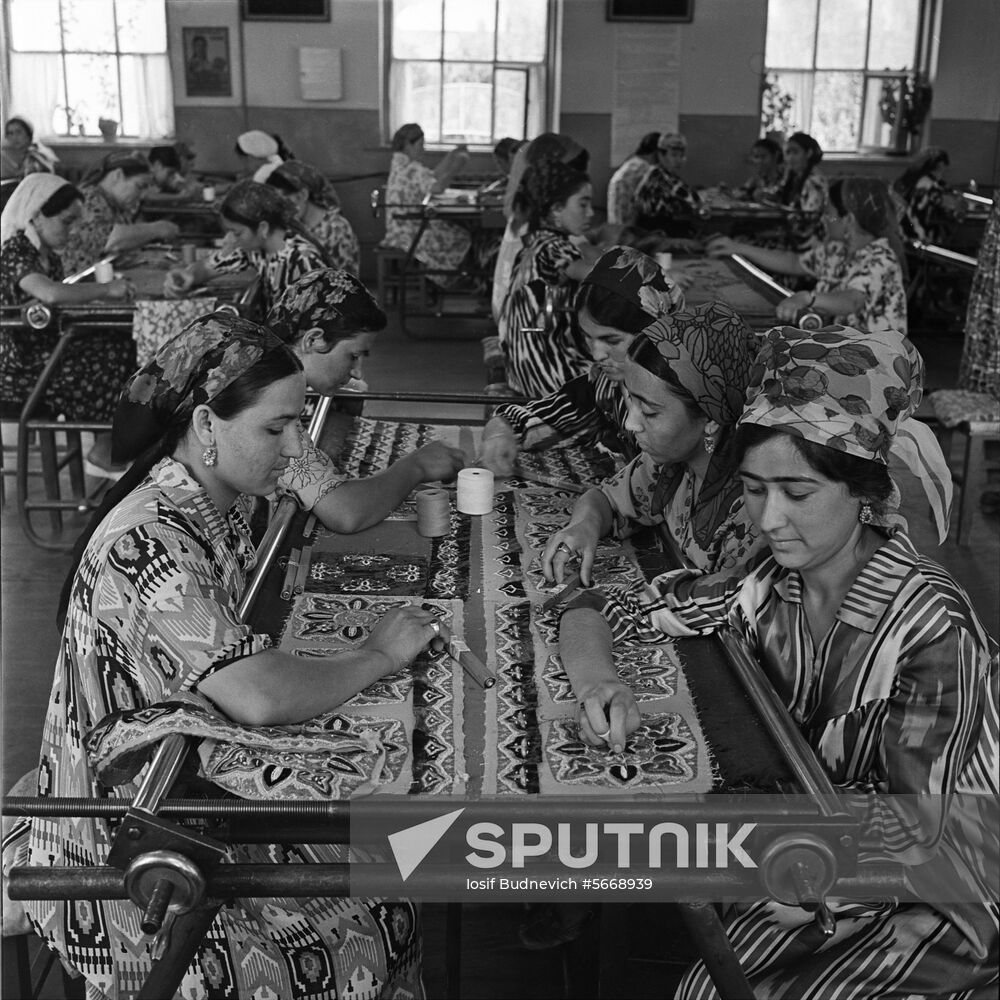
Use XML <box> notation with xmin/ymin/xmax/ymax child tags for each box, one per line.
<box><xmin>667</xmin><ymin>530</ymin><xmax>998</xmax><ymax>999</ymax></box>
<box><xmin>497</xmin><ymin>227</ymin><xmax>590</xmax><ymax>398</ymax></box>
<box><xmin>492</xmin><ymin>366</ymin><xmax>635</xmax><ymax>458</ymax></box>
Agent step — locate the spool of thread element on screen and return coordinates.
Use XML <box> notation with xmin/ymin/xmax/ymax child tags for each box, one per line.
<box><xmin>456</xmin><ymin>467</ymin><xmax>494</xmax><ymax>515</ymax></box>
<box><xmin>798</xmin><ymin>311</ymin><xmax>823</xmax><ymax>331</ymax></box>
<box><xmin>416</xmin><ymin>488</ymin><xmax>451</xmax><ymax>537</ymax></box>
<box><xmin>202</xmin><ymin>185</ymin><xmax>216</xmax><ymax>202</ymax></box>
<box><xmin>655</xmin><ymin>251</ymin><xmax>673</xmax><ymax>272</ymax></box>
<box><xmin>94</xmin><ymin>260</ymin><xmax>114</xmax><ymax>283</ymax></box>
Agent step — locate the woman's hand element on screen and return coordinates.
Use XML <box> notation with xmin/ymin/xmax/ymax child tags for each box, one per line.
<box><xmin>705</xmin><ymin>235</ymin><xmax>738</xmax><ymax>257</ymax></box>
<box><xmin>407</xmin><ymin>441</ymin><xmax>467</xmax><ymax>482</ymax></box>
<box><xmin>164</xmin><ymin>267</ymin><xmax>196</xmax><ymax>298</ymax></box>
<box><xmin>776</xmin><ymin>291</ymin><xmax>811</xmax><ymax>322</ymax></box>
<box><xmin>152</xmin><ymin>219</ymin><xmax>181</xmax><ymax>241</ymax></box>
<box><xmin>363</xmin><ymin>605</ymin><xmax>442</xmax><ymax>675</ymax></box>
<box><xmin>541</xmin><ymin>520</ymin><xmax>601</xmax><ymax>586</ymax></box>
<box><xmin>102</xmin><ymin>278</ymin><xmax>133</xmax><ymax>302</ymax></box>
<box><xmin>577</xmin><ymin>681</ymin><xmax>641</xmax><ymax>752</ymax></box>
<box><xmin>479</xmin><ymin>419</ymin><xmax>519</xmax><ymax>476</ymax></box>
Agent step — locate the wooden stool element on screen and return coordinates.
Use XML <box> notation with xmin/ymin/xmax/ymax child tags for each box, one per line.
<box><xmin>928</xmin><ymin>389</ymin><xmax>1000</xmax><ymax>545</ymax></box>
<box><xmin>374</xmin><ymin>244</ymin><xmax>430</xmax><ymax>308</ymax></box>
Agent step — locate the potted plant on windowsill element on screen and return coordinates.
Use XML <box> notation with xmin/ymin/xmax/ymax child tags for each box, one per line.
<box><xmin>98</xmin><ymin>118</ymin><xmax>119</xmax><ymax>142</ymax></box>
<box><xmin>760</xmin><ymin>73</ymin><xmax>795</xmax><ymax>145</ymax></box>
<box><xmin>879</xmin><ymin>73</ymin><xmax>932</xmax><ymax>156</ymax></box>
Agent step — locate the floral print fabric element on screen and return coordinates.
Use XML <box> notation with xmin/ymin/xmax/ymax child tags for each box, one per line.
<box><xmin>606</xmin><ymin>156</ymin><xmax>654</xmax><ymax>226</ymax></box>
<box><xmin>959</xmin><ymin>199</ymin><xmax>1000</xmax><ymax>397</ymax></box>
<box><xmin>784</xmin><ymin>167</ymin><xmax>829</xmax><ymax>251</ymax></box>
<box><xmin>59</xmin><ymin>185</ymin><xmax>134</xmax><ymax>275</ymax></box>
<box><xmin>309</xmin><ymin>205</ymin><xmax>361</xmax><ymax>275</ymax></box>
<box><xmin>633</xmin><ymin>166</ymin><xmax>701</xmax><ymax>228</ymax></box>
<box><xmin>799</xmin><ymin>237</ymin><xmax>907</xmax><ymax>335</ymax></box>
<box><xmin>582</xmin><ymin>245</ymin><xmax>685</xmax><ymax>320</ymax></box>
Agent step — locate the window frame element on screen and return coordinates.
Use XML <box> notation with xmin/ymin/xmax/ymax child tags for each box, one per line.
<box><xmin>380</xmin><ymin>0</ymin><xmax>557</xmax><ymax>151</ymax></box>
<box><xmin>4</xmin><ymin>0</ymin><xmax>171</xmax><ymax>140</ymax></box>
<box><xmin>761</xmin><ymin>0</ymin><xmax>939</xmax><ymax>155</ymax></box>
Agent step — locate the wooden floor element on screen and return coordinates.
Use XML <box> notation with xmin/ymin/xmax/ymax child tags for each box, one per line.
<box><xmin>2</xmin><ymin>312</ymin><xmax>997</xmax><ymax>1000</ymax></box>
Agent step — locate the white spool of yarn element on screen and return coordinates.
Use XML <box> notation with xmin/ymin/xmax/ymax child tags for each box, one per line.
<box><xmin>456</xmin><ymin>467</ymin><xmax>494</xmax><ymax>515</ymax></box>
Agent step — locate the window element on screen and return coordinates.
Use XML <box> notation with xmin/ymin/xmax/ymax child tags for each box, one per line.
<box><xmin>762</xmin><ymin>0</ymin><xmax>936</xmax><ymax>152</ymax></box>
<box><xmin>6</xmin><ymin>0</ymin><xmax>173</xmax><ymax>139</ymax></box>
<box><xmin>386</xmin><ymin>0</ymin><xmax>550</xmax><ymax>147</ymax></box>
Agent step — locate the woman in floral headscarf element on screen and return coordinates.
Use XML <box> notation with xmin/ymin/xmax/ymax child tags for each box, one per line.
<box><xmin>497</xmin><ymin>158</ymin><xmax>602</xmax><ymax>397</ymax></box>
<box><xmin>34</xmin><ymin>312</ymin><xmax>431</xmax><ymax>1000</ymax></box>
<box><xmin>164</xmin><ymin>179</ymin><xmax>328</xmax><ymax>312</ymax></box>
<box><xmin>267</xmin><ymin>159</ymin><xmax>361</xmax><ymax>274</ymax></box>
<box><xmin>266</xmin><ymin>268</ymin><xmax>465</xmax><ymax>531</ymax></box>
<box><xmin>481</xmin><ymin>246</ymin><xmax>684</xmax><ymax>475</ymax></box>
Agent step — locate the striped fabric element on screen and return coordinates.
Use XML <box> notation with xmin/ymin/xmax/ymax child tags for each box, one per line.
<box><xmin>497</xmin><ymin>227</ymin><xmax>590</xmax><ymax>398</ymax></box>
<box><xmin>669</xmin><ymin>529</ymin><xmax>999</xmax><ymax>999</ymax></box>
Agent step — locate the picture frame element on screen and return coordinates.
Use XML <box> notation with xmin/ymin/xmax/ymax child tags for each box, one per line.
<box><xmin>606</xmin><ymin>0</ymin><xmax>694</xmax><ymax>22</ymax></box>
<box><xmin>182</xmin><ymin>27</ymin><xmax>232</xmax><ymax>98</ymax></box>
<box><xmin>241</xmin><ymin>0</ymin><xmax>330</xmax><ymax>21</ymax></box>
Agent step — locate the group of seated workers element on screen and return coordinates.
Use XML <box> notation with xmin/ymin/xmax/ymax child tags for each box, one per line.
<box><xmin>1</xmin><ymin>113</ymin><xmax>996</xmax><ymax>1000</ymax></box>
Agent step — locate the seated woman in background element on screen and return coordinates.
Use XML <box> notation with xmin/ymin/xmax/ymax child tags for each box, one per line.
<box><xmin>708</xmin><ymin>177</ymin><xmax>908</xmax><ymax>335</ymax></box>
<box><xmin>735</xmin><ymin>137</ymin><xmax>784</xmax><ymax>203</ymax></box>
<box><xmin>147</xmin><ymin>144</ymin><xmax>202</xmax><ymax>198</ymax></box>
<box><xmin>493</xmin><ymin>132</ymin><xmax>590</xmax><ymax>322</ymax></box>
<box><xmin>632</xmin><ymin>132</ymin><xmax>701</xmax><ymax>235</ymax></box>
<box><xmin>606</xmin><ymin>131</ymin><xmax>660</xmax><ymax>226</ymax></box>
<box><xmin>59</xmin><ymin>152</ymin><xmax>180</xmax><ymax>275</ymax></box>
<box><xmin>267</xmin><ymin>159</ymin><xmax>361</xmax><ymax>274</ymax></box>
<box><xmin>164</xmin><ymin>179</ymin><xmax>327</xmax><ymax>311</ymax></box>
<box><xmin>893</xmin><ymin>146</ymin><xmax>961</xmax><ymax>242</ymax></box>
<box><xmin>32</xmin><ymin>314</ymin><xmax>428</xmax><ymax>999</ymax></box>
<box><xmin>776</xmin><ymin>131</ymin><xmax>827</xmax><ymax>250</ymax></box>
<box><xmin>479</xmin><ymin>136</ymin><xmax>525</xmax><ymax>198</ymax></box>
<box><xmin>497</xmin><ymin>158</ymin><xmax>601</xmax><ymax>398</ymax></box>
<box><xmin>541</xmin><ymin>301</ymin><xmax>766</xmax><ymax>617</ymax></box>
<box><xmin>235</xmin><ymin>128</ymin><xmax>292</xmax><ymax>181</ymax></box>
<box><xmin>0</xmin><ymin>175</ymin><xmax>134</xmax><ymax>426</ymax></box>
<box><xmin>481</xmin><ymin>246</ymin><xmax>684</xmax><ymax>475</ymax></box>
<box><xmin>382</xmin><ymin>122</ymin><xmax>472</xmax><ymax>286</ymax></box>
<box><xmin>267</xmin><ymin>268</ymin><xmax>466</xmax><ymax>531</ymax></box>
<box><xmin>560</xmin><ymin>325</ymin><xmax>996</xmax><ymax>1000</ymax></box>
<box><xmin>1</xmin><ymin>115</ymin><xmax>57</xmax><ymax>181</ymax></box>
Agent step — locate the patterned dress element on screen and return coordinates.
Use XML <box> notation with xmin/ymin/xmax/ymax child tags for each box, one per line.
<box><xmin>799</xmin><ymin>237</ymin><xmax>907</xmax><ymax>335</ymax></box>
<box><xmin>382</xmin><ymin>152</ymin><xmax>471</xmax><ymax>280</ymax></box>
<box><xmin>633</xmin><ymin>166</ymin><xmax>701</xmax><ymax>232</ymax></box>
<box><xmin>588</xmin><ymin>451</ymin><xmax>766</xmax><ymax>638</ymax></box>
<box><xmin>497</xmin><ymin>227</ymin><xmax>590</xmax><ymax>398</ymax></box>
<box><xmin>901</xmin><ymin>174</ymin><xmax>950</xmax><ymax>242</ymax></box>
<box><xmin>671</xmin><ymin>530</ymin><xmax>999</xmax><ymax>1000</ymax></box>
<box><xmin>59</xmin><ymin>185</ymin><xmax>135</xmax><ymax>276</ymax></box>
<box><xmin>208</xmin><ymin>233</ymin><xmax>328</xmax><ymax>313</ymax></box>
<box><xmin>0</xmin><ymin>231</ymin><xmax>135</xmax><ymax>420</ymax></box>
<box><xmin>959</xmin><ymin>199</ymin><xmax>1000</xmax><ymax>397</ymax></box>
<box><xmin>783</xmin><ymin>168</ymin><xmax>829</xmax><ymax>251</ymax></box>
<box><xmin>606</xmin><ymin>156</ymin><xmax>653</xmax><ymax>226</ymax></box>
<box><xmin>24</xmin><ymin>458</ymin><xmax>422</xmax><ymax>1000</ymax></box>
<box><xmin>493</xmin><ymin>367</ymin><xmax>635</xmax><ymax>459</ymax></box>
<box><xmin>308</xmin><ymin>206</ymin><xmax>361</xmax><ymax>276</ymax></box>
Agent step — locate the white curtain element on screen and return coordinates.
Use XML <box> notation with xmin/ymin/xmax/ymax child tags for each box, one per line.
<box><xmin>9</xmin><ymin>53</ymin><xmax>65</xmax><ymax>136</ymax></box>
<box><xmin>119</xmin><ymin>55</ymin><xmax>173</xmax><ymax>138</ymax></box>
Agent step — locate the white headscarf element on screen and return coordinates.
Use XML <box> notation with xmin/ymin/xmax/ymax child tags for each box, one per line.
<box><xmin>237</xmin><ymin>130</ymin><xmax>281</xmax><ymax>163</ymax></box>
<box><xmin>252</xmin><ymin>161</ymin><xmax>280</xmax><ymax>184</ymax></box>
<box><xmin>0</xmin><ymin>173</ymin><xmax>73</xmax><ymax>249</ymax></box>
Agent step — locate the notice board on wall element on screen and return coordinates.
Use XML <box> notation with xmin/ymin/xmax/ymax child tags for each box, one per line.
<box><xmin>299</xmin><ymin>47</ymin><xmax>343</xmax><ymax>101</ymax></box>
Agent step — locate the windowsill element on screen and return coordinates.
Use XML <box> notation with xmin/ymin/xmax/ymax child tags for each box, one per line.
<box><xmin>43</xmin><ymin>137</ymin><xmax>168</xmax><ymax>148</ymax></box>
<box><xmin>824</xmin><ymin>151</ymin><xmax>914</xmax><ymax>162</ymax></box>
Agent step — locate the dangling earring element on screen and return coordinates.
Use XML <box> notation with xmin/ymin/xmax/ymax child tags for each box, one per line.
<box><xmin>202</xmin><ymin>444</ymin><xmax>218</xmax><ymax>468</ymax></box>
<box><xmin>858</xmin><ymin>501</ymin><xmax>874</xmax><ymax>525</ymax></box>
<box><xmin>703</xmin><ymin>431</ymin><xmax>716</xmax><ymax>455</ymax></box>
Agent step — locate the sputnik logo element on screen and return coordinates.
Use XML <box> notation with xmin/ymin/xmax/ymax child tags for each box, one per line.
<box><xmin>388</xmin><ymin>808</ymin><xmax>466</xmax><ymax>881</ymax></box>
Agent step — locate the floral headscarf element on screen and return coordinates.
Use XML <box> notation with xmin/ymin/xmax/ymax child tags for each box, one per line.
<box><xmin>634</xmin><ymin>302</ymin><xmax>757</xmax><ymax>548</ymax></box>
<box><xmin>112</xmin><ymin>312</ymin><xmax>299</xmax><ymax>462</ymax></box>
<box><xmin>267</xmin><ymin>268</ymin><xmax>386</xmax><ymax>345</ymax></box>
<box><xmin>741</xmin><ymin>324</ymin><xmax>953</xmax><ymax>541</ymax></box>
<box><xmin>221</xmin><ymin>179</ymin><xmax>296</xmax><ymax>229</ymax></box>
<box><xmin>271</xmin><ymin>160</ymin><xmax>340</xmax><ymax>209</ymax></box>
<box><xmin>580</xmin><ymin>246</ymin><xmax>685</xmax><ymax>320</ymax></box>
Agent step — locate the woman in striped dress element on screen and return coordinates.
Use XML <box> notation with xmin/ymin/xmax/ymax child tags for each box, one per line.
<box><xmin>497</xmin><ymin>158</ymin><xmax>601</xmax><ymax>398</ymax></box>
<box><xmin>164</xmin><ymin>180</ymin><xmax>327</xmax><ymax>313</ymax></box>
<box><xmin>558</xmin><ymin>325</ymin><xmax>997</xmax><ymax>999</ymax></box>
<box><xmin>481</xmin><ymin>245</ymin><xmax>684</xmax><ymax>475</ymax></box>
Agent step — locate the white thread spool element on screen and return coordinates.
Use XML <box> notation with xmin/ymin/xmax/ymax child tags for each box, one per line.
<box><xmin>94</xmin><ymin>261</ymin><xmax>114</xmax><ymax>283</ymax></box>
<box><xmin>456</xmin><ymin>467</ymin><xmax>494</xmax><ymax>515</ymax></box>
<box><xmin>416</xmin><ymin>488</ymin><xmax>451</xmax><ymax>537</ymax></box>
<box><xmin>655</xmin><ymin>251</ymin><xmax>673</xmax><ymax>272</ymax></box>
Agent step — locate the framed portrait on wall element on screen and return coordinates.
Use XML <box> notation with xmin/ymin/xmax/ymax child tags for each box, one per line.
<box><xmin>183</xmin><ymin>27</ymin><xmax>232</xmax><ymax>98</ymax></box>
<box><xmin>606</xmin><ymin>0</ymin><xmax>694</xmax><ymax>22</ymax></box>
<box><xmin>241</xmin><ymin>0</ymin><xmax>330</xmax><ymax>20</ymax></box>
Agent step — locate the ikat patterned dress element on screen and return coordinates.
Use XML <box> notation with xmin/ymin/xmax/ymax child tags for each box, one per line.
<box><xmin>671</xmin><ymin>530</ymin><xmax>999</xmax><ymax>1000</ymax></box>
<box><xmin>799</xmin><ymin>237</ymin><xmax>908</xmax><ymax>336</ymax></box>
<box><xmin>0</xmin><ymin>231</ymin><xmax>135</xmax><ymax>420</ymax></box>
<box><xmin>24</xmin><ymin>458</ymin><xmax>422</xmax><ymax>1000</ymax></box>
<box><xmin>633</xmin><ymin>166</ymin><xmax>701</xmax><ymax>231</ymax></box>
<box><xmin>497</xmin><ymin>227</ymin><xmax>590</xmax><ymax>398</ymax></box>
<box><xmin>382</xmin><ymin>152</ymin><xmax>471</xmax><ymax>281</ymax></box>
<box><xmin>59</xmin><ymin>185</ymin><xmax>136</xmax><ymax>276</ymax></box>
<box><xmin>208</xmin><ymin>233</ymin><xmax>328</xmax><ymax>314</ymax></box>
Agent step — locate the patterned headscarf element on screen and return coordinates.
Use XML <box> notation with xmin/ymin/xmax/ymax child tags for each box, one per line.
<box><xmin>0</xmin><ymin>173</ymin><xmax>73</xmax><ymax>248</ymax></box>
<box><xmin>504</xmin><ymin>132</ymin><xmax>587</xmax><ymax>219</ymax></box>
<box><xmin>522</xmin><ymin>158</ymin><xmax>588</xmax><ymax>228</ymax></box>
<box><xmin>632</xmin><ymin>302</ymin><xmax>757</xmax><ymax>548</ymax></box>
<box><xmin>270</xmin><ymin>160</ymin><xmax>340</xmax><ymax>209</ymax></box>
<box><xmin>580</xmin><ymin>246</ymin><xmax>685</xmax><ymax>320</ymax></box>
<box><xmin>741</xmin><ymin>324</ymin><xmax>953</xmax><ymax>541</ymax></box>
<box><xmin>267</xmin><ymin>268</ymin><xmax>386</xmax><ymax>345</ymax></box>
<box><xmin>657</xmin><ymin>132</ymin><xmax>687</xmax><ymax>151</ymax></box>
<box><xmin>221</xmin><ymin>179</ymin><xmax>296</xmax><ymax>229</ymax></box>
<box><xmin>112</xmin><ymin>312</ymin><xmax>298</xmax><ymax>462</ymax></box>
